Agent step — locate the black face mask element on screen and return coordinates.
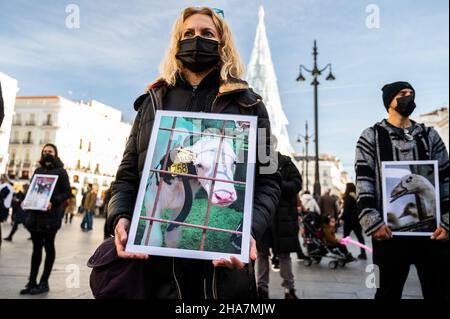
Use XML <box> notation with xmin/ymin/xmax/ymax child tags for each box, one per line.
<box><xmin>176</xmin><ymin>37</ymin><xmax>220</xmax><ymax>73</ymax></box>
<box><xmin>395</xmin><ymin>95</ymin><xmax>416</xmax><ymax>117</ymax></box>
<box><xmin>43</xmin><ymin>154</ymin><xmax>55</xmax><ymax>165</ymax></box>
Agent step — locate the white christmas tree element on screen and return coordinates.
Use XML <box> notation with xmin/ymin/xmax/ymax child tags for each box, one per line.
<box><xmin>246</xmin><ymin>6</ymin><xmax>295</xmax><ymax>156</ymax></box>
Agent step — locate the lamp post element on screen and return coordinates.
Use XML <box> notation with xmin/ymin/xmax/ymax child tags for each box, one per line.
<box><xmin>296</xmin><ymin>40</ymin><xmax>335</xmax><ymax>199</ymax></box>
<box><xmin>296</xmin><ymin>121</ymin><xmax>313</xmax><ymax>193</ymax></box>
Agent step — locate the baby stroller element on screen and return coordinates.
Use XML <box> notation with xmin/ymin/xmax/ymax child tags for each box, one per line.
<box><xmin>299</xmin><ymin>211</ymin><xmax>351</xmax><ymax>269</ymax></box>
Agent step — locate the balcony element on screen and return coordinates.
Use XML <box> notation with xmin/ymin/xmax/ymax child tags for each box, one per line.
<box><xmin>40</xmin><ymin>139</ymin><xmax>53</xmax><ymax>145</ymax></box>
<box><xmin>42</xmin><ymin>121</ymin><xmax>58</xmax><ymax>128</ymax></box>
<box><xmin>22</xmin><ymin>139</ymin><xmax>34</xmax><ymax>145</ymax></box>
<box><xmin>10</xmin><ymin>139</ymin><xmax>21</xmax><ymax>144</ymax></box>
<box><xmin>12</xmin><ymin>121</ymin><xmax>22</xmax><ymax>126</ymax></box>
<box><xmin>25</xmin><ymin>121</ymin><xmax>36</xmax><ymax>126</ymax></box>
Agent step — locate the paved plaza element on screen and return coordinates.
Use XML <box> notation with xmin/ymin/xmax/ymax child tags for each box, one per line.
<box><xmin>0</xmin><ymin>215</ymin><xmax>422</xmax><ymax>299</ymax></box>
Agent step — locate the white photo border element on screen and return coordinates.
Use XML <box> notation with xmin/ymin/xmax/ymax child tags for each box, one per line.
<box><xmin>126</xmin><ymin>110</ymin><xmax>257</xmax><ymax>262</ymax></box>
<box><xmin>22</xmin><ymin>174</ymin><xmax>59</xmax><ymax>211</ymax></box>
<box><xmin>382</xmin><ymin>160</ymin><xmax>440</xmax><ymax>236</ymax></box>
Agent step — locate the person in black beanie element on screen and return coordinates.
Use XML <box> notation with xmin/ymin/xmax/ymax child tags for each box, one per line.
<box><xmin>355</xmin><ymin>81</ymin><xmax>449</xmax><ymax>299</ymax></box>
<box><xmin>382</xmin><ymin>81</ymin><xmax>415</xmax><ymax>112</ymax></box>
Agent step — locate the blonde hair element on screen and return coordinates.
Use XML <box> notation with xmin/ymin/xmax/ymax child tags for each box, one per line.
<box><xmin>158</xmin><ymin>7</ymin><xmax>245</xmax><ymax>86</ymax></box>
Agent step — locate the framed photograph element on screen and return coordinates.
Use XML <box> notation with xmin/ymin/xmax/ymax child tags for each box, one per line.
<box><xmin>126</xmin><ymin>110</ymin><xmax>258</xmax><ymax>262</ymax></box>
<box><xmin>23</xmin><ymin>174</ymin><xmax>59</xmax><ymax>211</ymax></box>
<box><xmin>382</xmin><ymin>161</ymin><xmax>440</xmax><ymax>236</ymax></box>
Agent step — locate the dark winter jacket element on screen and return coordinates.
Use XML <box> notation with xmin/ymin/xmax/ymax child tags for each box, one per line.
<box><xmin>106</xmin><ymin>71</ymin><xmax>281</xmax><ymax>299</ymax></box>
<box><xmin>25</xmin><ymin>158</ymin><xmax>71</xmax><ymax>233</ymax></box>
<box><xmin>258</xmin><ymin>153</ymin><xmax>302</xmax><ymax>254</ymax></box>
<box><xmin>319</xmin><ymin>193</ymin><xmax>339</xmax><ymax>219</ymax></box>
<box><xmin>11</xmin><ymin>191</ymin><xmax>27</xmax><ymax>224</ymax></box>
<box><xmin>341</xmin><ymin>192</ymin><xmax>358</xmax><ymax>226</ymax></box>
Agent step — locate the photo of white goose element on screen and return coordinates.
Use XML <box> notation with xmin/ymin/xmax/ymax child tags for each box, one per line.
<box><xmin>382</xmin><ymin>161</ymin><xmax>441</xmax><ymax>236</ymax></box>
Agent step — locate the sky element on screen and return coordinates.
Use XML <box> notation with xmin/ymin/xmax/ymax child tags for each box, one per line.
<box><xmin>1</xmin><ymin>0</ymin><xmax>449</xmax><ymax>177</ymax></box>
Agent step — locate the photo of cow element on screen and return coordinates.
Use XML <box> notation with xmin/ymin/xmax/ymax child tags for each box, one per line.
<box><xmin>22</xmin><ymin>174</ymin><xmax>59</xmax><ymax>211</ymax></box>
<box><xmin>126</xmin><ymin>111</ymin><xmax>257</xmax><ymax>262</ymax></box>
<box><xmin>382</xmin><ymin>161</ymin><xmax>441</xmax><ymax>236</ymax></box>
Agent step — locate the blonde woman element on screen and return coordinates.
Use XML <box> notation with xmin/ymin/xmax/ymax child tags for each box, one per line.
<box><xmin>107</xmin><ymin>7</ymin><xmax>281</xmax><ymax>299</ymax></box>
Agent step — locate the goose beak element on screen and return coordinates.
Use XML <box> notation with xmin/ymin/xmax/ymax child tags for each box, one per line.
<box><xmin>390</xmin><ymin>186</ymin><xmax>408</xmax><ymax>203</ymax></box>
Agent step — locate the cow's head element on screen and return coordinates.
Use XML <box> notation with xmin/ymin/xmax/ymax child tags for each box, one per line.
<box><xmin>175</xmin><ymin>136</ymin><xmax>237</xmax><ymax>207</ymax></box>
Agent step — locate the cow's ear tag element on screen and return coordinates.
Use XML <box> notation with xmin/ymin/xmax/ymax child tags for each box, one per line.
<box><xmin>168</xmin><ymin>162</ymin><xmax>189</xmax><ymax>176</ymax></box>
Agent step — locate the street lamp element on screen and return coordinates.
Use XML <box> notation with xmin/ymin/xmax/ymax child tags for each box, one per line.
<box><xmin>296</xmin><ymin>121</ymin><xmax>313</xmax><ymax>193</ymax></box>
<box><xmin>296</xmin><ymin>40</ymin><xmax>335</xmax><ymax>199</ymax></box>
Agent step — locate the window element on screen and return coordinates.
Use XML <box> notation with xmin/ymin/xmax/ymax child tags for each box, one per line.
<box><xmin>20</xmin><ymin>170</ymin><xmax>30</xmax><ymax>180</ymax></box>
<box><xmin>88</xmin><ymin>141</ymin><xmax>92</xmax><ymax>152</ymax></box>
<box><xmin>76</xmin><ymin>160</ymin><xmax>81</xmax><ymax>169</ymax></box>
<box><xmin>79</xmin><ymin>139</ymin><xmax>83</xmax><ymax>150</ymax></box>
<box><xmin>46</xmin><ymin>114</ymin><xmax>52</xmax><ymax>125</ymax></box>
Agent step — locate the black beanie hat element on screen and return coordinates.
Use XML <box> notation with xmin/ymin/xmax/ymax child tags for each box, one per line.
<box><xmin>382</xmin><ymin>81</ymin><xmax>415</xmax><ymax>110</ymax></box>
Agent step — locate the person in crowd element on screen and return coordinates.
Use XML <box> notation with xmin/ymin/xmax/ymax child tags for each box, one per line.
<box><xmin>322</xmin><ymin>215</ymin><xmax>356</xmax><ymax>262</ymax></box>
<box><xmin>20</xmin><ymin>144</ymin><xmax>71</xmax><ymax>295</ymax></box>
<box><xmin>339</xmin><ymin>183</ymin><xmax>367</xmax><ymax>260</ymax></box>
<box><xmin>301</xmin><ymin>190</ymin><xmax>321</xmax><ymax>216</ymax></box>
<box><xmin>4</xmin><ymin>184</ymin><xmax>29</xmax><ymax>241</ymax></box>
<box><xmin>64</xmin><ymin>190</ymin><xmax>77</xmax><ymax>224</ymax></box>
<box><xmin>319</xmin><ymin>188</ymin><xmax>339</xmax><ymax>221</ymax></box>
<box><xmin>81</xmin><ymin>184</ymin><xmax>98</xmax><ymax>231</ymax></box>
<box><xmin>355</xmin><ymin>81</ymin><xmax>449</xmax><ymax>299</ymax></box>
<box><xmin>256</xmin><ymin>135</ymin><xmax>302</xmax><ymax>299</ymax></box>
<box><xmin>0</xmin><ymin>174</ymin><xmax>15</xmax><ymax>247</ymax></box>
<box><xmin>78</xmin><ymin>184</ymin><xmax>91</xmax><ymax>216</ymax></box>
<box><xmin>106</xmin><ymin>7</ymin><xmax>281</xmax><ymax>299</ymax></box>
<box><xmin>294</xmin><ymin>194</ymin><xmax>308</xmax><ymax>261</ymax></box>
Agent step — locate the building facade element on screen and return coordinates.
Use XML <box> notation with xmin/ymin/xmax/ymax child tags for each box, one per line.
<box><xmin>293</xmin><ymin>153</ymin><xmax>352</xmax><ymax>196</ymax></box>
<box><xmin>0</xmin><ymin>72</ymin><xmax>19</xmax><ymax>174</ymax></box>
<box><xmin>8</xmin><ymin>96</ymin><xmax>131</xmax><ymax>201</ymax></box>
<box><xmin>416</xmin><ymin>107</ymin><xmax>449</xmax><ymax>152</ymax></box>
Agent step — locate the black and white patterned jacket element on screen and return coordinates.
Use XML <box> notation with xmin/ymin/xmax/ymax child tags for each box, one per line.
<box><xmin>355</xmin><ymin>119</ymin><xmax>449</xmax><ymax>235</ymax></box>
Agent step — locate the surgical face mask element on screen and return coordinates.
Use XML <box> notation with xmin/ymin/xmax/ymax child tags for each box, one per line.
<box><xmin>176</xmin><ymin>37</ymin><xmax>220</xmax><ymax>73</ymax></box>
<box><xmin>395</xmin><ymin>95</ymin><xmax>416</xmax><ymax>117</ymax></box>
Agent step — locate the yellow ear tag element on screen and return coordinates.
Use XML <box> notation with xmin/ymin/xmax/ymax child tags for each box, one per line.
<box><xmin>168</xmin><ymin>162</ymin><xmax>189</xmax><ymax>176</ymax></box>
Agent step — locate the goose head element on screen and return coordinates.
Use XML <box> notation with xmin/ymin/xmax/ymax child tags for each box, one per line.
<box><xmin>390</xmin><ymin>174</ymin><xmax>432</xmax><ymax>203</ymax></box>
